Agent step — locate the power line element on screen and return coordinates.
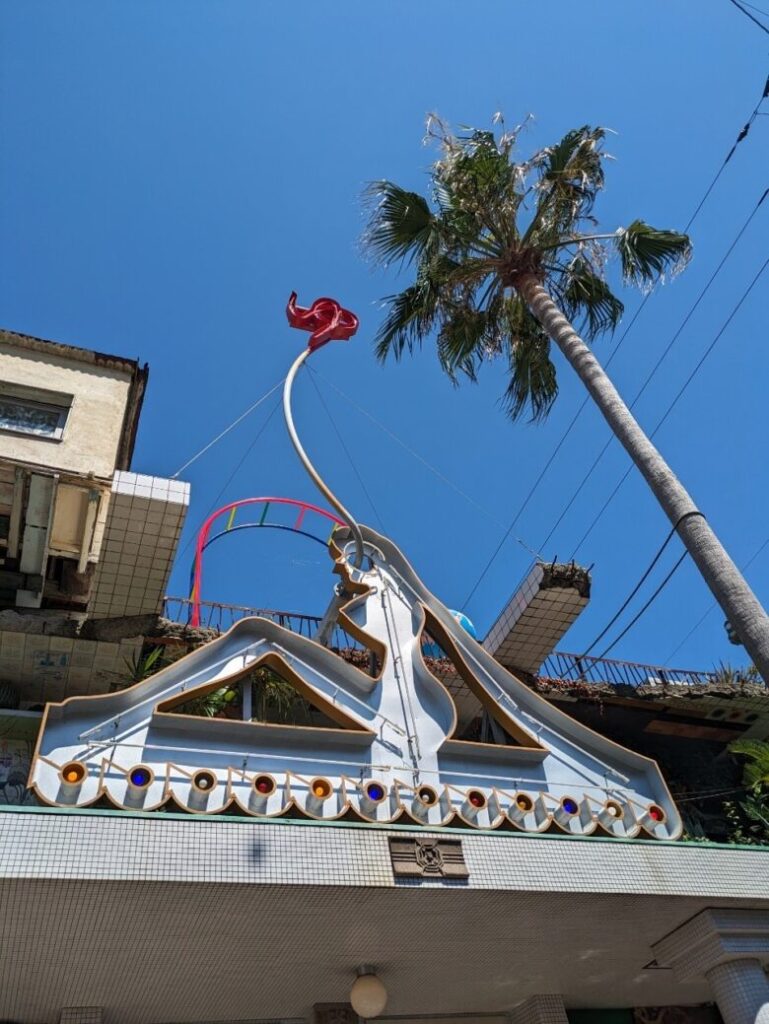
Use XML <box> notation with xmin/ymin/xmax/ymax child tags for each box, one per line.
<box><xmin>313</xmin><ymin>368</ymin><xmax>542</xmax><ymax>559</ymax></box>
<box><xmin>461</xmin><ymin>299</ymin><xmax>655</xmax><ymax>607</ymax></box>
<box><xmin>576</xmin><ymin>525</ymin><xmax>681</xmax><ymax>661</ymax></box>
<box><xmin>593</xmin><ymin>550</ymin><xmax>688</xmax><ymax>661</ymax></box>
<box><xmin>727</xmin><ymin>0</ymin><xmax>769</xmax><ymax>34</ymax></box>
<box><xmin>176</xmin><ymin>395</ymin><xmax>283</xmax><ymax>562</ymax></box>
<box><xmin>741</xmin><ymin>0</ymin><xmax>769</xmax><ymax>17</ymax></box>
<box><xmin>458</xmin><ymin>69</ymin><xmax>769</xmax><ymax>607</ymax></box>
<box><xmin>570</xmin><ymin>251</ymin><xmax>769</xmax><ymax>558</ymax></box>
<box><xmin>307</xmin><ymin>367</ymin><xmax>387</xmax><ymax>533</ymax></box>
<box><xmin>171</xmin><ymin>378</ymin><xmax>285</xmax><ymax>479</ymax></box>
<box><xmin>550</xmin><ymin>189</ymin><xmax>768</xmax><ymax>558</ymax></box>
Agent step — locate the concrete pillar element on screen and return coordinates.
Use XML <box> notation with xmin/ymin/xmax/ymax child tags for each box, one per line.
<box><xmin>706</xmin><ymin>959</ymin><xmax>769</xmax><ymax>1024</ymax></box>
<box><xmin>509</xmin><ymin>994</ymin><xmax>569</xmax><ymax>1024</ymax></box>
<box><xmin>654</xmin><ymin>909</ymin><xmax>769</xmax><ymax>1024</ymax></box>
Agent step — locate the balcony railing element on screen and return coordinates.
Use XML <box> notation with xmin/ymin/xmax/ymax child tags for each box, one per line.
<box><xmin>163</xmin><ymin>597</ymin><xmax>766</xmax><ymax>696</ymax></box>
<box><xmin>540</xmin><ymin>651</ymin><xmax>720</xmax><ymax>690</ymax></box>
<box><xmin>162</xmin><ymin>596</ymin><xmax>364</xmax><ymax>652</ymax></box>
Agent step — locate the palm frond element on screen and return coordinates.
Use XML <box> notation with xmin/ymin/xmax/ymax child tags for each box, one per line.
<box><xmin>559</xmin><ymin>258</ymin><xmax>624</xmax><ymax>337</ymax></box>
<box><xmin>525</xmin><ymin>126</ymin><xmax>607</xmax><ymax>245</ymax></box>
<box><xmin>374</xmin><ymin>284</ymin><xmax>438</xmax><ymax>362</ymax></box>
<box><xmin>502</xmin><ymin>298</ymin><xmax>558</xmax><ymax>422</ymax></box>
<box><xmin>436</xmin><ymin>306</ymin><xmax>489</xmax><ymax>382</ymax></box>
<box><xmin>363</xmin><ymin>181</ymin><xmax>438</xmax><ymax>266</ymax></box>
<box><xmin>615</xmin><ymin>220</ymin><xmax>692</xmax><ymax>287</ymax></box>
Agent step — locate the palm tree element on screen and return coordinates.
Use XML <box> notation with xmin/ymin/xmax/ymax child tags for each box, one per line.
<box><xmin>363</xmin><ymin>116</ymin><xmax>769</xmax><ymax>682</ymax></box>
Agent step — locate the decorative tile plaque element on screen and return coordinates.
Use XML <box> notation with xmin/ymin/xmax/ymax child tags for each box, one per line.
<box><xmin>313</xmin><ymin>1003</ymin><xmax>359</xmax><ymax>1024</ymax></box>
<box><xmin>388</xmin><ymin>836</ymin><xmax>469</xmax><ymax>879</ymax></box>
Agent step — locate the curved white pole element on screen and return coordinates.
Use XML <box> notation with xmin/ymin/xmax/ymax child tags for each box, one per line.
<box><xmin>283</xmin><ymin>347</ymin><xmax>365</xmax><ymax>569</ymax></box>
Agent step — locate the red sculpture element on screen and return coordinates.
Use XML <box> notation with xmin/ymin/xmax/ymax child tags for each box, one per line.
<box><xmin>286</xmin><ymin>292</ymin><xmax>359</xmax><ymax>351</ymax></box>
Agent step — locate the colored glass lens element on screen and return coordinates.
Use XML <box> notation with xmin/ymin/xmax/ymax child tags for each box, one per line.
<box><xmin>130</xmin><ymin>768</ymin><xmax>151</xmax><ymax>788</ymax></box>
<box><xmin>194</xmin><ymin>771</ymin><xmax>215</xmax><ymax>791</ymax></box>
<box><xmin>366</xmin><ymin>783</ymin><xmax>385</xmax><ymax>801</ymax></box>
<box><xmin>562</xmin><ymin>797</ymin><xmax>579</xmax><ymax>815</ymax></box>
<box><xmin>62</xmin><ymin>762</ymin><xmax>85</xmax><ymax>784</ymax></box>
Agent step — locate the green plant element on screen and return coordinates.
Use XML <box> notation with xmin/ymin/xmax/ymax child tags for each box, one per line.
<box><xmin>726</xmin><ymin>738</ymin><xmax>769</xmax><ymax>844</ymax></box>
<box><xmin>729</xmin><ymin>738</ymin><xmax>769</xmax><ymax>793</ymax></box>
<box><xmin>182</xmin><ymin>685</ymin><xmax>240</xmax><ymax>718</ymax></box>
<box><xmin>120</xmin><ymin>645</ymin><xmax>167</xmax><ymax>688</ymax></box>
<box><xmin>712</xmin><ymin>661</ymin><xmax>760</xmax><ymax>691</ymax></box>
<box><xmin>251</xmin><ymin>666</ymin><xmax>311</xmax><ymax>724</ymax></box>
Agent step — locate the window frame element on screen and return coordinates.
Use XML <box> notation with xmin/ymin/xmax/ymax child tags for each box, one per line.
<box><xmin>0</xmin><ymin>387</ymin><xmax>72</xmax><ymax>442</ymax></box>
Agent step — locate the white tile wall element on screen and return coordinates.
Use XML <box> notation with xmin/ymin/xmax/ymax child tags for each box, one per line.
<box><xmin>0</xmin><ymin>808</ymin><xmax>766</xmax><ymax>1023</ymax></box>
<box><xmin>0</xmin><ymin>632</ymin><xmax>144</xmax><ymax>702</ymax></box>
<box><xmin>484</xmin><ymin>564</ymin><xmax>589</xmax><ymax>674</ymax></box>
<box><xmin>89</xmin><ymin>472</ymin><xmax>189</xmax><ymax>620</ymax></box>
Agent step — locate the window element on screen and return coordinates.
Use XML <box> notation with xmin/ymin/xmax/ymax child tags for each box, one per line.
<box><xmin>0</xmin><ymin>392</ymin><xmax>69</xmax><ymax>440</ymax></box>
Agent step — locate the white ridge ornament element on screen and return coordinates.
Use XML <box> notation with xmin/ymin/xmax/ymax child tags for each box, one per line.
<box><xmin>27</xmin><ymin>293</ymin><xmax>682</xmax><ymax>841</ymax></box>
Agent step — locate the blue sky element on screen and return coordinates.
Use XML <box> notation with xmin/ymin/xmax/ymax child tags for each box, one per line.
<box><xmin>2</xmin><ymin>1</ymin><xmax>768</xmax><ymax>672</ymax></box>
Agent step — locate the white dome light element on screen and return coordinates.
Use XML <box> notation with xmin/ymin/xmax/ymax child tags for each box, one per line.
<box><xmin>350</xmin><ymin>967</ymin><xmax>388</xmax><ymax>1019</ymax></box>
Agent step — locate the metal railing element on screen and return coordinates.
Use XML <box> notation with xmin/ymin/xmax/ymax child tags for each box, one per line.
<box><xmin>162</xmin><ymin>596</ymin><xmax>364</xmax><ymax>652</ymax></box>
<box><xmin>539</xmin><ymin>651</ymin><xmax>720</xmax><ymax>690</ymax></box>
<box><xmin>164</xmin><ymin>597</ymin><xmax>766</xmax><ymax>695</ymax></box>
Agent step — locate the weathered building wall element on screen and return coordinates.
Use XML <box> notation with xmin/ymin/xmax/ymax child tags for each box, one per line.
<box><xmin>0</xmin><ymin>341</ymin><xmax>133</xmax><ymax>478</ymax></box>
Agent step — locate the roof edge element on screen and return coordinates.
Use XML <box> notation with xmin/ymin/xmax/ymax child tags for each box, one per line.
<box><xmin>0</xmin><ymin>327</ymin><xmax>142</xmax><ymax>375</ymax></box>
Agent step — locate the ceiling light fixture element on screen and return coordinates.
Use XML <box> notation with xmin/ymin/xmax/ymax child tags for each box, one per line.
<box><xmin>350</xmin><ymin>965</ymin><xmax>388</xmax><ymax>1019</ymax></box>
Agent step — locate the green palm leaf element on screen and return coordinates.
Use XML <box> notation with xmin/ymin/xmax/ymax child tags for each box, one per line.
<box><xmin>730</xmin><ymin>739</ymin><xmax>769</xmax><ymax>792</ymax></box>
<box><xmin>615</xmin><ymin>220</ymin><xmax>692</xmax><ymax>287</ymax></box>
<box><xmin>364</xmin><ymin>182</ymin><xmax>438</xmax><ymax>266</ymax></box>
<box><xmin>502</xmin><ymin>299</ymin><xmax>558</xmax><ymax>422</ymax></box>
<box><xmin>559</xmin><ymin>259</ymin><xmax>625</xmax><ymax>337</ymax></box>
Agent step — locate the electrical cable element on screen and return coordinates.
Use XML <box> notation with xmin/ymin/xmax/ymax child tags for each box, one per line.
<box><xmin>311</xmin><ymin>368</ymin><xmax>543</xmax><ymax>559</ymax></box>
<box><xmin>538</xmin><ymin>189</ymin><xmax>769</xmax><ymax>558</ymax></box>
<box><xmin>576</xmin><ymin>525</ymin><xmax>680</xmax><ymax>661</ymax></box>
<box><xmin>570</xmin><ymin>251</ymin><xmax>769</xmax><ymax>557</ymax></box>
<box><xmin>458</xmin><ymin>70</ymin><xmax>769</xmax><ymax>605</ymax></box>
<box><xmin>176</xmin><ymin>394</ymin><xmax>283</xmax><ymax>561</ymax></box>
<box><xmin>673</xmin><ymin>787</ymin><xmax>745</xmax><ymax>804</ymax></box>
<box><xmin>171</xmin><ymin>378</ymin><xmax>285</xmax><ymax>478</ymax></box>
<box><xmin>727</xmin><ymin>0</ymin><xmax>769</xmax><ymax>34</ymax></box>
<box><xmin>741</xmin><ymin>0</ymin><xmax>769</xmax><ymax>16</ymax></box>
<box><xmin>592</xmin><ymin>549</ymin><xmax>688</xmax><ymax>661</ymax></box>
<box><xmin>307</xmin><ymin>367</ymin><xmax>387</xmax><ymax>533</ymax></box>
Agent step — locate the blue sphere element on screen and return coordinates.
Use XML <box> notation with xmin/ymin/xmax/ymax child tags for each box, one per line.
<box><xmin>422</xmin><ymin>609</ymin><xmax>477</xmax><ymax>658</ymax></box>
<box><xmin>449</xmin><ymin>609</ymin><xmax>477</xmax><ymax>639</ymax></box>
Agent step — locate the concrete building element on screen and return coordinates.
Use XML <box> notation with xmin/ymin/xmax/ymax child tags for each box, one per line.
<box><xmin>0</xmin><ymin>328</ymin><xmax>190</xmax><ymax>821</ymax></box>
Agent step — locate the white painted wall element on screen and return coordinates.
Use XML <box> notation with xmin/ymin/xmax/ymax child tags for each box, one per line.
<box><xmin>0</xmin><ymin>342</ymin><xmax>133</xmax><ymax>478</ymax></box>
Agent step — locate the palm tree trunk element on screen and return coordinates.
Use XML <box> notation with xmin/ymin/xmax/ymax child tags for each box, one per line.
<box><xmin>517</xmin><ymin>273</ymin><xmax>769</xmax><ymax>682</ymax></box>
